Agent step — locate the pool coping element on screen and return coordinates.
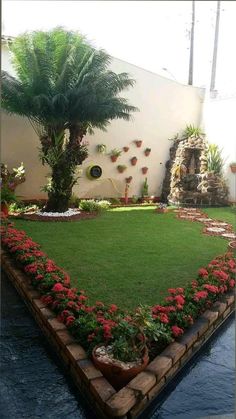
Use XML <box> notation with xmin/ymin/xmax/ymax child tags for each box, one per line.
<box><xmin>1</xmin><ymin>249</ymin><xmax>235</xmax><ymax>419</ymax></box>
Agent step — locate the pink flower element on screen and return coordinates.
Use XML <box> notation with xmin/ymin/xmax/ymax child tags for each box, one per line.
<box><xmin>193</xmin><ymin>290</ymin><xmax>208</xmax><ymax>302</ymax></box>
<box><xmin>52</xmin><ymin>283</ymin><xmax>64</xmax><ymax>292</ymax></box>
<box><xmin>171</xmin><ymin>325</ymin><xmax>184</xmax><ymax>337</ymax></box>
<box><xmin>198</xmin><ymin>268</ymin><xmax>208</xmax><ymax>277</ymax></box>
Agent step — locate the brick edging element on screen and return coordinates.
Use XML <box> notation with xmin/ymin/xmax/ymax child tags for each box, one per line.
<box><xmin>1</xmin><ymin>250</ymin><xmax>235</xmax><ymax>419</ymax></box>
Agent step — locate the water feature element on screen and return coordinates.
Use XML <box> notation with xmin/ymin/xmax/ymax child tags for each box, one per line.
<box><xmin>1</xmin><ymin>272</ymin><xmax>235</xmax><ymax>418</ymax></box>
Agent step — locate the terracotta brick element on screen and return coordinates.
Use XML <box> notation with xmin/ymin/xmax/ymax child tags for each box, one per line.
<box><xmin>147</xmin><ymin>377</ymin><xmax>165</xmax><ymax>401</ymax></box>
<box><xmin>55</xmin><ymin>329</ymin><xmax>75</xmax><ymax>347</ymax></box>
<box><xmin>33</xmin><ymin>298</ymin><xmax>47</xmax><ymax>310</ymax></box>
<box><xmin>48</xmin><ymin>318</ymin><xmax>66</xmax><ymax>332</ymax></box>
<box><xmin>161</xmin><ymin>342</ymin><xmax>185</xmax><ymax>365</ymax></box>
<box><xmin>190</xmin><ymin>317</ymin><xmax>209</xmax><ymax>337</ymax></box>
<box><xmin>105</xmin><ymin>387</ymin><xmax>137</xmax><ymax>417</ymax></box>
<box><xmin>26</xmin><ymin>288</ymin><xmax>41</xmax><ymax>300</ymax></box>
<box><xmin>146</xmin><ymin>355</ymin><xmax>172</xmax><ymax>380</ymax></box>
<box><xmin>128</xmin><ymin>396</ymin><xmax>148</xmax><ymax>418</ymax></box>
<box><xmin>164</xmin><ymin>361</ymin><xmax>180</xmax><ymax>382</ymax></box>
<box><xmin>70</xmin><ymin>365</ymin><xmax>82</xmax><ymax>388</ymax></box>
<box><xmin>127</xmin><ymin>371</ymin><xmax>156</xmax><ymax>396</ymax></box>
<box><xmin>192</xmin><ymin>336</ymin><xmax>205</xmax><ymax>352</ymax></box>
<box><xmin>65</xmin><ymin>343</ymin><xmax>87</xmax><ymax>364</ymax></box>
<box><xmin>77</xmin><ymin>359</ymin><xmax>103</xmax><ymax>383</ymax></box>
<box><xmin>224</xmin><ymin>293</ymin><xmax>235</xmax><ymax>307</ymax></box>
<box><xmin>211</xmin><ymin>301</ymin><xmax>227</xmax><ymax>315</ymax></box>
<box><xmin>177</xmin><ymin>328</ymin><xmax>198</xmax><ymax>349</ymax></box>
<box><xmin>180</xmin><ymin>347</ymin><xmax>193</xmax><ymax>366</ymax></box>
<box><xmin>90</xmin><ymin>377</ymin><xmax>116</xmax><ymax>404</ymax></box>
<box><xmin>201</xmin><ymin>310</ymin><xmax>219</xmax><ymax>325</ymax></box>
<box><xmin>40</xmin><ymin>307</ymin><xmax>55</xmax><ymax>319</ymax></box>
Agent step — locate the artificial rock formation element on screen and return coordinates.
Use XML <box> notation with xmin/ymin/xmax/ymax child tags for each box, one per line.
<box><xmin>161</xmin><ymin>132</ymin><xmax>228</xmax><ymax>206</ymax></box>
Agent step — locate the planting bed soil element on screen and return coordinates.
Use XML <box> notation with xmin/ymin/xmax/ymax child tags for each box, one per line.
<box><xmin>11</xmin><ymin>211</ymin><xmax>98</xmax><ymax>222</ymax></box>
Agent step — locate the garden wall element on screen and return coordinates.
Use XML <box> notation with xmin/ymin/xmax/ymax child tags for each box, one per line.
<box><xmin>1</xmin><ymin>40</ymin><xmax>204</xmax><ymax>200</ymax></box>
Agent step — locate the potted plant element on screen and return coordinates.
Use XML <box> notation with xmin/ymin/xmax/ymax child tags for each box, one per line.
<box><xmin>123</xmin><ymin>146</ymin><xmax>129</xmax><ymax>152</ymax></box>
<box><xmin>131</xmin><ymin>156</ymin><xmax>138</xmax><ymax>166</ymax></box>
<box><xmin>97</xmin><ymin>144</ymin><xmax>107</xmax><ymax>154</ymax></box>
<box><xmin>134</xmin><ymin>140</ymin><xmax>143</xmax><ymax>148</ymax></box>
<box><xmin>1</xmin><ymin>186</ymin><xmax>18</xmax><ymax>216</ymax></box>
<box><xmin>144</xmin><ymin>147</ymin><xmax>151</xmax><ymax>156</ymax></box>
<box><xmin>110</xmin><ymin>149</ymin><xmax>122</xmax><ymax>162</ymax></box>
<box><xmin>125</xmin><ymin>176</ymin><xmax>133</xmax><ymax>184</ymax></box>
<box><xmin>117</xmin><ymin>165</ymin><xmax>127</xmax><ymax>173</ymax></box>
<box><xmin>155</xmin><ymin>202</ymin><xmax>168</xmax><ymax>213</ymax></box>
<box><xmin>141</xmin><ymin>177</ymin><xmax>149</xmax><ymax>198</ymax></box>
<box><xmin>142</xmin><ymin>167</ymin><xmax>148</xmax><ymax>175</ymax></box>
<box><xmin>229</xmin><ymin>162</ymin><xmax>236</xmax><ymax>173</ymax></box>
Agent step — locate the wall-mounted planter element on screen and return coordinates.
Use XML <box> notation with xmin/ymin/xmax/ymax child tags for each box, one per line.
<box><xmin>131</xmin><ymin>157</ymin><xmax>138</xmax><ymax>166</ymax></box>
<box><xmin>86</xmin><ymin>165</ymin><xmax>102</xmax><ymax>180</ymax></box>
<box><xmin>111</xmin><ymin>155</ymin><xmax>118</xmax><ymax>162</ymax></box>
<box><xmin>134</xmin><ymin>140</ymin><xmax>143</xmax><ymax>148</ymax></box>
<box><xmin>117</xmin><ymin>165</ymin><xmax>127</xmax><ymax>173</ymax></box>
<box><xmin>142</xmin><ymin>167</ymin><xmax>148</xmax><ymax>175</ymax></box>
<box><xmin>144</xmin><ymin>148</ymin><xmax>151</xmax><ymax>156</ymax></box>
<box><xmin>123</xmin><ymin>146</ymin><xmax>129</xmax><ymax>152</ymax></box>
<box><xmin>230</xmin><ymin>164</ymin><xmax>236</xmax><ymax>173</ymax></box>
<box><xmin>96</xmin><ymin>144</ymin><xmax>107</xmax><ymax>154</ymax></box>
<box><xmin>126</xmin><ymin>176</ymin><xmax>133</xmax><ymax>184</ymax></box>
<box><xmin>110</xmin><ymin>149</ymin><xmax>122</xmax><ymax>163</ymax></box>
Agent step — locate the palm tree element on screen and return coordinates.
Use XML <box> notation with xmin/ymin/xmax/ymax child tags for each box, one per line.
<box><xmin>2</xmin><ymin>28</ymin><xmax>138</xmax><ymax>212</ymax></box>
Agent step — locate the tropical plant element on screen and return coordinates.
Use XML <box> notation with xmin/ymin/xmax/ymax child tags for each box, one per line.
<box><xmin>96</xmin><ymin>144</ymin><xmax>107</xmax><ymax>154</ymax></box>
<box><xmin>2</xmin><ymin>28</ymin><xmax>138</xmax><ymax>212</ymax></box>
<box><xmin>1</xmin><ymin>185</ymin><xmax>18</xmax><ymax>205</ymax></box>
<box><xmin>207</xmin><ymin>144</ymin><xmax>224</xmax><ymax>175</ymax></box>
<box><xmin>110</xmin><ymin>148</ymin><xmax>123</xmax><ymax>157</ymax></box>
<box><xmin>117</xmin><ymin>165</ymin><xmax>127</xmax><ymax>173</ymax></box>
<box><xmin>1</xmin><ymin>162</ymin><xmax>25</xmax><ymax>191</ymax></box>
<box><xmin>184</xmin><ymin>125</ymin><xmax>204</xmax><ymax>138</ymax></box>
<box><xmin>141</xmin><ymin>178</ymin><xmax>149</xmax><ymax>197</ymax></box>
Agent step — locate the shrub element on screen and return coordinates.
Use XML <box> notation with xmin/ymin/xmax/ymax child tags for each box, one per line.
<box><xmin>79</xmin><ymin>199</ymin><xmax>111</xmax><ymax>212</ymax></box>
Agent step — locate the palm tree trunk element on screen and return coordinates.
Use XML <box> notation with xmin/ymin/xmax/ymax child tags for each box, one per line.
<box><xmin>45</xmin><ymin>162</ymin><xmax>74</xmax><ymax>212</ymax></box>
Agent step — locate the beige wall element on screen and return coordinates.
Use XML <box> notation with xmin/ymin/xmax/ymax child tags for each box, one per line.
<box><xmin>201</xmin><ymin>94</ymin><xmax>236</xmax><ymax>202</ymax></box>
<box><xmin>1</xmin><ymin>43</ymin><xmax>204</xmax><ymax>199</ymax></box>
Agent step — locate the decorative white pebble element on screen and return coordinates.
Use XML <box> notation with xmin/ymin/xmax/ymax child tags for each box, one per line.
<box><xmin>207</xmin><ymin>227</ymin><xmax>226</xmax><ymax>233</ymax></box>
<box><xmin>36</xmin><ymin>208</ymin><xmax>80</xmax><ymax>217</ymax></box>
<box><xmin>221</xmin><ymin>233</ymin><xmax>236</xmax><ymax>239</ymax></box>
<box><xmin>198</xmin><ymin>218</ymin><xmax>212</xmax><ymax>222</ymax></box>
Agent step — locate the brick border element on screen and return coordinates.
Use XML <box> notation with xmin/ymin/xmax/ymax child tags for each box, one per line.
<box><xmin>1</xmin><ymin>250</ymin><xmax>235</xmax><ymax>419</ymax></box>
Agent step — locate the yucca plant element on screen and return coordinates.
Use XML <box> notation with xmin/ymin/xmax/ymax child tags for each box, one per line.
<box><xmin>2</xmin><ymin>28</ymin><xmax>138</xmax><ymax>212</ymax></box>
<box><xmin>184</xmin><ymin>125</ymin><xmax>204</xmax><ymax>138</ymax></box>
<box><xmin>207</xmin><ymin>144</ymin><xmax>224</xmax><ymax>175</ymax></box>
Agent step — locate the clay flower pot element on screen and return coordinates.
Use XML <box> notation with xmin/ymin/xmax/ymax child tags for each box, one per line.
<box><xmin>131</xmin><ymin>157</ymin><xmax>138</xmax><ymax>166</ymax></box>
<box><xmin>134</xmin><ymin>140</ymin><xmax>142</xmax><ymax>148</ymax></box>
<box><xmin>144</xmin><ymin>148</ymin><xmax>151</xmax><ymax>156</ymax></box>
<box><xmin>126</xmin><ymin>176</ymin><xmax>133</xmax><ymax>184</ymax></box>
<box><xmin>123</xmin><ymin>147</ymin><xmax>129</xmax><ymax>152</ymax></box>
<box><xmin>111</xmin><ymin>155</ymin><xmax>118</xmax><ymax>163</ymax></box>
<box><xmin>92</xmin><ymin>345</ymin><xmax>149</xmax><ymax>390</ymax></box>
<box><xmin>228</xmin><ymin>241</ymin><xmax>236</xmax><ymax>255</ymax></box>
<box><xmin>230</xmin><ymin>164</ymin><xmax>236</xmax><ymax>174</ymax></box>
<box><xmin>117</xmin><ymin>165</ymin><xmax>127</xmax><ymax>173</ymax></box>
<box><xmin>1</xmin><ymin>202</ymin><xmax>9</xmax><ymax>217</ymax></box>
<box><xmin>142</xmin><ymin>167</ymin><xmax>148</xmax><ymax>175</ymax></box>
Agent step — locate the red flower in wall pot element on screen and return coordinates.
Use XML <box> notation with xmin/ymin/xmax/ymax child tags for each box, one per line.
<box><xmin>123</xmin><ymin>146</ymin><xmax>129</xmax><ymax>152</ymax></box>
<box><xmin>141</xmin><ymin>167</ymin><xmax>148</xmax><ymax>175</ymax></box>
<box><xmin>134</xmin><ymin>140</ymin><xmax>143</xmax><ymax>148</ymax></box>
<box><xmin>131</xmin><ymin>157</ymin><xmax>138</xmax><ymax>166</ymax></box>
<box><xmin>126</xmin><ymin>176</ymin><xmax>133</xmax><ymax>184</ymax></box>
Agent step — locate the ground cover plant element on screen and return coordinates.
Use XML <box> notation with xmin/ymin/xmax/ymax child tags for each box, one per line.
<box><xmin>13</xmin><ymin>207</ymin><xmax>232</xmax><ymax>309</ymax></box>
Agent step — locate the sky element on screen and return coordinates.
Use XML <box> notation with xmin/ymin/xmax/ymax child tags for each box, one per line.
<box><xmin>2</xmin><ymin>1</ymin><xmax>236</xmax><ymax>93</ymax></box>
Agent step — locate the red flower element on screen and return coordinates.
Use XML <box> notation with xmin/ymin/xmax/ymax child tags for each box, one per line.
<box><xmin>193</xmin><ymin>290</ymin><xmax>208</xmax><ymax>302</ymax></box>
<box><xmin>229</xmin><ymin>279</ymin><xmax>235</xmax><ymax>288</ymax></box>
<box><xmin>198</xmin><ymin>268</ymin><xmax>208</xmax><ymax>277</ymax></box>
<box><xmin>158</xmin><ymin>313</ymin><xmax>169</xmax><ymax>324</ymax></box>
<box><xmin>52</xmin><ymin>283</ymin><xmax>64</xmax><ymax>292</ymax></box>
<box><xmin>203</xmin><ymin>284</ymin><xmax>219</xmax><ymax>294</ymax></box>
<box><xmin>212</xmin><ymin>270</ymin><xmax>228</xmax><ymax>281</ymax></box>
<box><xmin>174</xmin><ymin>295</ymin><xmax>185</xmax><ymax>305</ymax></box>
<box><xmin>108</xmin><ymin>304</ymin><xmax>118</xmax><ymax>313</ymax></box>
<box><xmin>65</xmin><ymin>315</ymin><xmax>75</xmax><ymax>326</ymax></box>
<box><xmin>171</xmin><ymin>325</ymin><xmax>184</xmax><ymax>337</ymax></box>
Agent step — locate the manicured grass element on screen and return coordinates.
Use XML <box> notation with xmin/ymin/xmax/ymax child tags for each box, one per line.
<box><xmin>204</xmin><ymin>206</ymin><xmax>236</xmax><ymax>226</ymax></box>
<box><xmin>14</xmin><ymin>207</ymin><xmax>231</xmax><ymax>309</ymax></box>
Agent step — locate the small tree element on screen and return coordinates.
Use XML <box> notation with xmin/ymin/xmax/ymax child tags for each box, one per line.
<box><xmin>2</xmin><ymin>28</ymin><xmax>138</xmax><ymax>212</ymax></box>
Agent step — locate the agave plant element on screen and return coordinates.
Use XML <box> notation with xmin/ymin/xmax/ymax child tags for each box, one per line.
<box><xmin>184</xmin><ymin>125</ymin><xmax>204</xmax><ymax>138</ymax></box>
<box><xmin>207</xmin><ymin>144</ymin><xmax>224</xmax><ymax>175</ymax></box>
<box><xmin>2</xmin><ymin>28</ymin><xmax>138</xmax><ymax>212</ymax></box>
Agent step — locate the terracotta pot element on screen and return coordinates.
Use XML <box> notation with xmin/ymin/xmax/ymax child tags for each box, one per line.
<box><xmin>117</xmin><ymin>167</ymin><xmax>126</xmax><ymax>173</ymax></box>
<box><xmin>123</xmin><ymin>147</ymin><xmax>129</xmax><ymax>152</ymax></box>
<box><xmin>111</xmin><ymin>155</ymin><xmax>118</xmax><ymax>162</ymax></box>
<box><xmin>228</xmin><ymin>241</ymin><xmax>236</xmax><ymax>255</ymax></box>
<box><xmin>135</xmin><ymin>140</ymin><xmax>142</xmax><ymax>148</ymax></box>
<box><xmin>142</xmin><ymin>167</ymin><xmax>148</xmax><ymax>174</ymax></box>
<box><xmin>230</xmin><ymin>164</ymin><xmax>236</xmax><ymax>173</ymax></box>
<box><xmin>155</xmin><ymin>208</ymin><xmax>168</xmax><ymax>213</ymax></box>
<box><xmin>145</xmin><ymin>150</ymin><xmax>151</xmax><ymax>156</ymax></box>
<box><xmin>126</xmin><ymin>176</ymin><xmax>133</xmax><ymax>184</ymax></box>
<box><xmin>1</xmin><ymin>202</ymin><xmax>9</xmax><ymax>217</ymax></box>
<box><xmin>92</xmin><ymin>346</ymin><xmax>149</xmax><ymax>390</ymax></box>
<box><xmin>131</xmin><ymin>157</ymin><xmax>137</xmax><ymax>166</ymax></box>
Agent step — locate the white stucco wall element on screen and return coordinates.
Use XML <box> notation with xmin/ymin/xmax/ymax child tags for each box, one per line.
<box><xmin>201</xmin><ymin>94</ymin><xmax>236</xmax><ymax>202</ymax></box>
<box><xmin>1</xmin><ymin>42</ymin><xmax>204</xmax><ymax>199</ymax></box>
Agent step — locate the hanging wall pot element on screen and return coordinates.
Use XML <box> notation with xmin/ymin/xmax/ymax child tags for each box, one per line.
<box><xmin>142</xmin><ymin>167</ymin><xmax>148</xmax><ymax>175</ymax></box>
<box><xmin>86</xmin><ymin>165</ymin><xmax>102</xmax><ymax>180</ymax></box>
<box><xmin>144</xmin><ymin>148</ymin><xmax>151</xmax><ymax>156</ymax></box>
<box><xmin>123</xmin><ymin>146</ymin><xmax>129</xmax><ymax>152</ymax></box>
<box><xmin>131</xmin><ymin>157</ymin><xmax>138</xmax><ymax>166</ymax></box>
<box><xmin>134</xmin><ymin>140</ymin><xmax>143</xmax><ymax>148</ymax></box>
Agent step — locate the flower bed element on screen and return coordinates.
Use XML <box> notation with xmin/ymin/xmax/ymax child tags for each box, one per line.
<box><xmin>1</xmin><ymin>218</ymin><xmax>235</xmax><ymax>417</ymax></box>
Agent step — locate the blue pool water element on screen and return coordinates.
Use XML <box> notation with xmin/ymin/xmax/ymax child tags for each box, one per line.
<box><xmin>0</xmin><ymin>273</ymin><xmax>234</xmax><ymax>418</ymax></box>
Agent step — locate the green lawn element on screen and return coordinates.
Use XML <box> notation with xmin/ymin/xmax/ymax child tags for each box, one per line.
<box><xmin>13</xmin><ymin>207</ymin><xmax>233</xmax><ymax>309</ymax></box>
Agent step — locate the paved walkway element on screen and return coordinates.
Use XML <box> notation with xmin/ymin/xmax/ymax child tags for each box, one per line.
<box><xmin>1</xmin><ymin>273</ymin><xmax>235</xmax><ymax>419</ymax></box>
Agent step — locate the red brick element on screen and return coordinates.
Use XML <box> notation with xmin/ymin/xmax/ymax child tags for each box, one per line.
<box><xmin>127</xmin><ymin>371</ymin><xmax>156</xmax><ymax>396</ymax></box>
<box><xmin>77</xmin><ymin>359</ymin><xmax>103</xmax><ymax>383</ymax></box>
<box><xmin>147</xmin><ymin>378</ymin><xmax>165</xmax><ymax>401</ymax></box>
<box><xmin>48</xmin><ymin>318</ymin><xmax>66</xmax><ymax>332</ymax></box>
<box><xmin>161</xmin><ymin>342</ymin><xmax>186</xmax><ymax>364</ymax></box>
<box><xmin>201</xmin><ymin>310</ymin><xmax>219</xmax><ymax>325</ymax></box>
<box><xmin>129</xmin><ymin>396</ymin><xmax>148</xmax><ymax>418</ymax></box>
<box><xmin>223</xmin><ymin>306</ymin><xmax>232</xmax><ymax>319</ymax></box>
<box><xmin>26</xmin><ymin>288</ymin><xmax>41</xmax><ymax>300</ymax></box>
<box><xmin>191</xmin><ymin>318</ymin><xmax>209</xmax><ymax>337</ymax></box>
<box><xmin>105</xmin><ymin>387</ymin><xmax>137</xmax><ymax>417</ymax></box>
<box><xmin>192</xmin><ymin>336</ymin><xmax>205</xmax><ymax>352</ymax></box>
<box><xmin>177</xmin><ymin>328</ymin><xmax>198</xmax><ymax>349</ymax></box>
<box><xmin>33</xmin><ymin>298</ymin><xmax>47</xmax><ymax>310</ymax></box>
<box><xmin>224</xmin><ymin>293</ymin><xmax>235</xmax><ymax>307</ymax></box>
<box><xmin>180</xmin><ymin>347</ymin><xmax>193</xmax><ymax>366</ymax></box>
<box><xmin>146</xmin><ymin>356</ymin><xmax>172</xmax><ymax>380</ymax></box>
<box><xmin>211</xmin><ymin>301</ymin><xmax>227</xmax><ymax>315</ymax></box>
<box><xmin>165</xmin><ymin>361</ymin><xmax>180</xmax><ymax>382</ymax></box>
<box><xmin>40</xmin><ymin>307</ymin><xmax>55</xmax><ymax>319</ymax></box>
<box><xmin>90</xmin><ymin>377</ymin><xmax>116</xmax><ymax>404</ymax></box>
<box><xmin>65</xmin><ymin>343</ymin><xmax>87</xmax><ymax>364</ymax></box>
<box><xmin>55</xmin><ymin>329</ymin><xmax>75</xmax><ymax>346</ymax></box>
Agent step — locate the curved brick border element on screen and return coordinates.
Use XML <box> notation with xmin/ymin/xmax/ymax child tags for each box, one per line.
<box><xmin>1</xmin><ymin>250</ymin><xmax>235</xmax><ymax>419</ymax></box>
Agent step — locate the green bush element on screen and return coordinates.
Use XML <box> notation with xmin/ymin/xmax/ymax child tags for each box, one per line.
<box><xmin>79</xmin><ymin>199</ymin><xmax>111</xmax><ymax>212</ymax></box>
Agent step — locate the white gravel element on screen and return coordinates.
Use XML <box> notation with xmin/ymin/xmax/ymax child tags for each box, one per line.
<box><xmin>206</xmin><ymin>227</ymin><xmax>226</xmax><ymax>233</ymax></box>
<box><xmin>36</xmin><ymin>208</ymin><xmax>80</xmax><ymax>217</ymax></box>
<box><xmin>221</xmin><ymin>233</ymin><xmax>236</xmax><ymax>239</ymax></box>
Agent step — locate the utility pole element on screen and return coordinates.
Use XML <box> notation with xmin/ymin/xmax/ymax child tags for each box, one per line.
<box><xmin>188</xmin><ymin>0</ymin><xmax>195</xmax><ymax>85</ymax></box>
<box><xmin>210</xmin><ymin>1</ymin><xmax>221</xmax><ymax>92</ymax></box>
